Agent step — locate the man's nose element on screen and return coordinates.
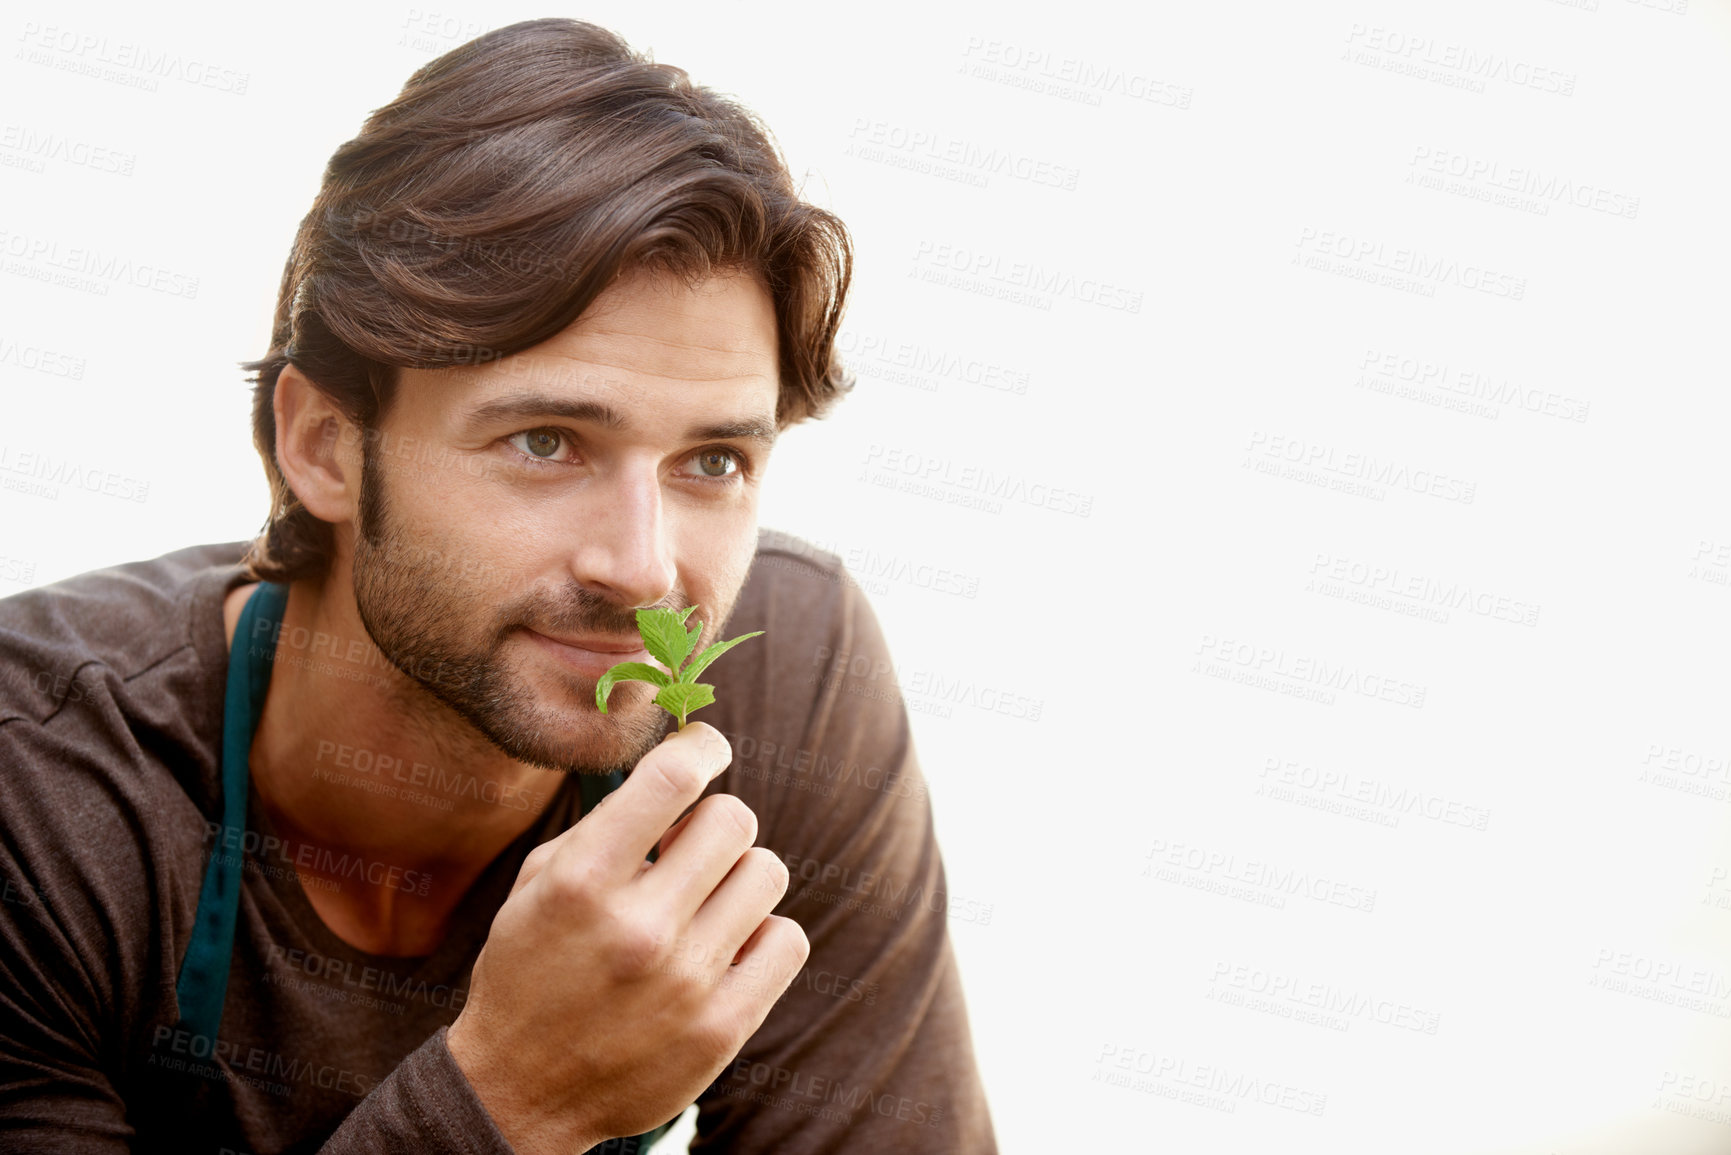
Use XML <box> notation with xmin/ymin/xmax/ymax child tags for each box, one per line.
<box><xmin>567</xmin><ymin>465</ymin><xmax>677</xmax><ymax>610</ymax></box>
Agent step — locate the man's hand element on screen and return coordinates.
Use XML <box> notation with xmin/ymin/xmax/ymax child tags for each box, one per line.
<box><xmin>445</xmin><ymin>723</ymin><xmax>809</xmax><ymax>1153</ymax></box>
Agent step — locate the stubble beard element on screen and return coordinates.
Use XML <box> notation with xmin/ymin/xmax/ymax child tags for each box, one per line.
<box><xmin>348</xmin><ymin>442</ymin><xmax>671</xmax><ymax>776</ymax></box>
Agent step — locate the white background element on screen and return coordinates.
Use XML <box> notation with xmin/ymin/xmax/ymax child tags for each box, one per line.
<box><xmin>4</xmin><ymin>1</ymin><xmax>1730</xmax><ymax>1151</ymax></box>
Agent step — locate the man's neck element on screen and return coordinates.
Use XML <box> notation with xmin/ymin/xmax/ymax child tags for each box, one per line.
<box><xmin>223</xmin><ymin>577</ymin><xmax>567</xmax><ymax>957</ymax></box>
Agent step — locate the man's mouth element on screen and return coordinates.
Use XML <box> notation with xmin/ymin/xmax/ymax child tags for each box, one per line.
<box><xmin>520</xmin><ymin>628</ymin><xmax>653</xmax><ymax>680</ymax></box>
<box><xmin>536</xmin><ymin>630</ymin><xmax>643</xmax><ymax>653</ymax></box>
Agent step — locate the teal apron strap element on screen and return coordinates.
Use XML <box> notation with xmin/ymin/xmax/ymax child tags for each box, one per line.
<box><xmin>577</xmin><ymin>769</ymin><xmax>626</xmax><ymax>823</ymax></box>
<box><xmin>175</xmin><ymin>580</ymin><xmax>287</xmax><ymax>1043</ymax></box>
<box><xmin>580</xmin><ymin>771</ymin><xmax>670</xmax><ymax>867</ymax></box>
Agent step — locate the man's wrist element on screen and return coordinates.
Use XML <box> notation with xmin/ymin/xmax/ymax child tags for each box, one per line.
<box><xmin>444</xmin><ymin>1017</ymin><xmax>601</xmax><ymax>1155</ymax></box>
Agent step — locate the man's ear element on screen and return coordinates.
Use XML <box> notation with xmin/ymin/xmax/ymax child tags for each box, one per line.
<box><xmin>275</xmin><ymin>363</ymin><xmax>363</xmax><ymax>526</ymax></box>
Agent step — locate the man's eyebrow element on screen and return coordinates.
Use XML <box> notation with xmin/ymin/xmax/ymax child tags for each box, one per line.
<box><xmin>460</xmin><ymin>393</ymin><xmax>778</xmax><ymax>446</ymax></box>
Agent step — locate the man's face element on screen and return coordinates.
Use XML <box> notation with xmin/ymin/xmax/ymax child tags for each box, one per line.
<box><xmin>346</xmin><ymin>266</ymin><xmax>779</xmax><ymax>775</ymax></box>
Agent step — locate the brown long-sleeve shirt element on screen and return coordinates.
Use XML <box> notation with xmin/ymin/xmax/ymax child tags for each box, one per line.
<box><xmin>0</xmin><ymin>528</ymin><xmax>996</xmax><ymax>1153</ymax></box>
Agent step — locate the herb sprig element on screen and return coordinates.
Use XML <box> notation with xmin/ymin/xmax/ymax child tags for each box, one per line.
<box><xmin>595</xmin><ymin>606</ymin><xmax>763</xmax><ymax>730</ymax></box>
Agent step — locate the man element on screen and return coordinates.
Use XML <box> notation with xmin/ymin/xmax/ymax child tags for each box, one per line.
<box><xmin>0</xmin><ymin>18</ymin><xmax>995</xmax><ymax>1154</ymax></box>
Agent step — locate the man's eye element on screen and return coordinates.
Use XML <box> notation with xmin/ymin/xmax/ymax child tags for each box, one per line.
<box><xmin>503</xmin><ymin>432</ymin><xmax>745</xmax><ymax>480</ymax></box>
<box><xmin>509</xmin><ymin>429</ymin><xmax>565</xmax><ymax>459</ymax></box>
<box><xmin>694</xmin><ymin>449</ymin><xmax>740</xmax><ymax>479</ymax></box>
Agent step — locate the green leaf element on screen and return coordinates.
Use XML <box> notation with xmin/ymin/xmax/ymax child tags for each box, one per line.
<box><xmin>683</xmin><ymin>621</ymin><xmax>704</xmax><ymax>674</ymax></box>
<box><xmin>680</xmin><ymin>631</ymin><xmax>764</xmax><ymax>684</ymax></box>
<box><xmin>654</xmin><ymin>680</ymin><xmax>717</xmax><ymax>722</ymax></box>
<box><xmin>635</xmin><ymin>606</ymin><xmax>701</xmax><ymax>672</ymax></box>
<box><xmin>595</xmin><ymin>662</ymin><xmax>671</xmax><ymax>713</ymax></box>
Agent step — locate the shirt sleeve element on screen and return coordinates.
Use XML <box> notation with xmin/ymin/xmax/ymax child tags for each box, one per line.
<box><xmin>691</xmin><ymin>569</ymin><xmax>999</xmax><ymax>1153</ymax></box>
<box><xmin>317</xmin><ymin>1027</ymin><xmax>514</xmax><ymax>1154</ymax></box>
<box><xmin>0</xmin><ymin>713</ymin><xmax>156</xmax><ymax>1154</ymax></box>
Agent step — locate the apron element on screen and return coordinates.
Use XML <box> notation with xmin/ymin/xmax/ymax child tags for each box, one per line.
<box><xmin>175</xmin><ymin>580</ymin><xmax>680</xmax><ymax>1153</ymax></box>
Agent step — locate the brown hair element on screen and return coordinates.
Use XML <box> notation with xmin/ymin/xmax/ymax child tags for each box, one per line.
<box><xmin>240</xmin><ymin>17</ymin><xmax>854</xmax><ymax>583</ymax></box>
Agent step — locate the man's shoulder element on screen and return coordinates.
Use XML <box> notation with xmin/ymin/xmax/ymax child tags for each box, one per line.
<box><xmin>723</xmin><ymin>527</ymin><xmax>871</xmax><ymax>676</ymax></box>
<box><xmin>0</xmin><ymin>540</ymin><xmax>248</xmax><ymax>725</ymax></box>
<box><xmin>0</xmin><ymin>545</ymin><xmax>238</xmax><ymax>1017</ymax></box>
<box><xmin>734</xmin><ymin>526</ymin><xmax>853</xmax><ymax>620</ymax></box>
<box><xmin>706</xmin><ymin>527</ymin><xmax>912</xmax><ymax>809</ymax></box>
<box><xmin>752</xmin><ymin>526</ymin><xmax>846</xmax><ymax>578</ymax></box>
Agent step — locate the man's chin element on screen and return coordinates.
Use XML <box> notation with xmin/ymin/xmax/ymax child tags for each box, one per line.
<box><xmin>480</xmin><ymin>693</ymin><xmax>672</xmax><ymax>775</ymax></box>
<box><xmin>375</xmin><ymin>631</ymin><xmax>671</xmax><ymax>774</ymax></box>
